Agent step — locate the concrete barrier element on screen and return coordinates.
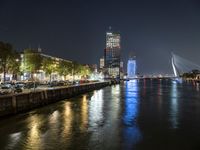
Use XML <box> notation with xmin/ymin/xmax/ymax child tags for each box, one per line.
<box><xmin>0</xmin><ymin>82</ymin><xmax>110</xmax><ymax>117</ymax></box>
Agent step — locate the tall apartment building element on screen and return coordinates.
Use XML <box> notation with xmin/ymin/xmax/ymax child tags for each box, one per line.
<box><xmin>104</xmin><ymin>30</ymin><xmax>121</xmax><ymax>78</ymax></box>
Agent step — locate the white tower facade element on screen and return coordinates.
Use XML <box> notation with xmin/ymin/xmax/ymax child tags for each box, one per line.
<box><xmin>127</xmin><ymin>57</ymin><xmax>136</xmax><ymax>78</ymax></box>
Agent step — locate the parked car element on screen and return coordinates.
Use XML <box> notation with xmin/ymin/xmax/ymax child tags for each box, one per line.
<box><xmin>57</xmin><ymin>81</ymin><xmax>66</xmax><ymax>86</ymax></box>
<box><xmin>65</xmin><ymin>80</ymin><xmax>73</xmax><ymax>86</ymax></box>
<box><xmin>15</xmin><ymin>82</ymin><xmax>25</xmax><ymax>89</ymax></box>
<box><xmin>24</xmin><ymin>82</ymin><xmax>38</xmax><ymax>89</ymax></box>
<box><xmin>13</xmin><ymin>85</ymin><xmax>23</xmax><ymax>93</ymax></box>
<box><xmin>0</xmin><ymin>86</ymin><xmax>12</xmax><ymax>95</ymax></box>
<box><xmin>48</xmin><ymin>81</ymin><xmax>55</xmax><ymax>87</ymax></box>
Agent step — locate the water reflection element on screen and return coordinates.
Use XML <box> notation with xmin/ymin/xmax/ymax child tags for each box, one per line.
<box><xmin>62</xmin><ymin>102</ymin><xmax>73</xmax><ymax>139</ymax></box>
<box><xmin>2</xmin><ymin>79</ymin><xmax>200</xmax><ymax>149</ymax></box>
<box><xmin>123</xmin><ymin>80</ymin><xmax>142</xmax><ymax>149</ymax></box>
<box><xmin>157</xmin><ymin>79</ymin><xmax>163</xmax><ymax>110</ymax></box>
<box><xmin>89</xmin><ymin>90</ymin><xmax>103</xmax><ymax>128</ymax></box>
<box><xmin>25</xmin><ymin>115</ymin><xmax>43</xmax><ymax>150</ymax></box>
<box><xmin>170</xmin><ymin>81</ymin><xmax>179</xmax><ymax>129</ymax></box>
<box><xmin>196</xmin><ymin>83</ymin><xmax>199</xmax><ymax>92</ymax></box>
<box><xmin>49</xmin><ymin>110</ymin><xmax>60</xmax><ymax>133</ymax></box>
<box><xmin>80</xmin><ymin>95</ymin><xmax>88</xmax><ymax>131</ymax></box>
<box><xmin>142</xmin><ymin>79</ymin><xmax>146</xmax><ymax>96</ymax></box>
<box><xmin>49</xmin><ymin>110</ymin><xmax>60</xmax><ymax>124</ymax></box>
<box><xmin>111</xmin><ymin>85</ymin><xmax>120</xmax><ymax>118</ymax></box>
<box><xmin>7</xmin><ymin>132</ymin><xmax>22</xmax><ymax>149</ymax></box>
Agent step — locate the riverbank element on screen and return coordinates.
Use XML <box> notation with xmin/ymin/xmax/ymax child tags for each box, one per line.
<box><xmin>0</xmin><ymin>81</ymin><xmax>111</xmax><ymax>117</ymax></box>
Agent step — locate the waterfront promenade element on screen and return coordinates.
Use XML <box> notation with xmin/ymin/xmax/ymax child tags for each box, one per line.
<box><xmin>0</xmin><ymin>81</ymin><xmax>111</xmax><ymax>117</ymax></box>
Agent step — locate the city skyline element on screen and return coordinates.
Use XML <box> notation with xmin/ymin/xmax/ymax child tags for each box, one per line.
<box><xmin>1</xmin><ymin>0</ymin><xmax>200</xmax><ymax>74</ymax></box>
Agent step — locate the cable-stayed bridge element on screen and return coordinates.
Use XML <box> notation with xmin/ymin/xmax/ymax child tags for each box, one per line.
<box><xmin>125</xmin><ymin>52</ymin><xmax>200</xmax><ymax>80</ymax></box>
<box><xmin>171</xmin><ymin>52</ymin><xmax>200</xmax><ymax>77</ymax></box>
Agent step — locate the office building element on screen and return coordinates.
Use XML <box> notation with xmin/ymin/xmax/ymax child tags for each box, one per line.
<box><xmin>127</xmin><ymin>56</ymin><xmax>136</xmax><ymax>78</ymax></box>
<box><xmin>104</xmin><ymin>30</ymin><xmax>121</xmax><ymax>78</ymax></box>
<box><xmin>100</xmin><ymin>57</ymin><xmax>104</xmax><ymax>69</ymax></box>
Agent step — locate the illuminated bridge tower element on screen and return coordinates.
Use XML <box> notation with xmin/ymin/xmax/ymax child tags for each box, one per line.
<box><xmin>127</xmin><ymin>55</ymin><xmax>136</xmax><ymax>78</ymax></box>
<box><xmin>104</xmin><ymin>29</ymin><xmax>121</xmax><ymax>78</ymax></box>
<box><xmin>172</xmin><ymin>54</ymin><xmax>179</xmax><ymax>77</ymax></box>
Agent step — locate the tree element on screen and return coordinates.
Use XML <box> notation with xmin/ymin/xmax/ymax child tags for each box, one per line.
<box><xmin>23</xmin><ymin>49</ymin><xmax>42</xmax><ymax>80</ymax></box>
<box><xmin>80</xmin><ymin>65</ymin><xmax>91</xmax><ymax>78</ymax></box>
<box><xmin>7</xmin><ymin>51</ymin><xmax>21</xmax><ymax>80</ymax></box>
<box><xmin>0</xmin><ymin>41</ymin><xmax>15</xmax><ymax>82</ymax></box>
<box><xmin>73</xmin><ymin>61</ymin><xmax>81</xmax><ymax>75</ymax></box>
<box><xmin>57</xmin><ymin>60</ymin><xmax>71</xmax><ymax>80</ymax></box>
<box><xmin>42</xmin><ymin>57</ymin><xmax>57</xmax><ymax>82</ymax></box>
<box><xmin>182</xmin><ymin>71</ymin><xmax>196</xmax><ymax>79</ymax></box>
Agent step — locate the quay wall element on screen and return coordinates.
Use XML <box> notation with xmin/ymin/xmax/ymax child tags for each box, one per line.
<box><xmin>0</xmin><ymin>82</ymin><xmax>110</xmax><ymax>117</ymax></box>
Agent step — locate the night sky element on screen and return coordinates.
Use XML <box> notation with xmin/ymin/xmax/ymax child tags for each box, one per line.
<box><xmin>1</xmin><ymin>0</ymin><xmax>200</xmax><ymax>75</ymax></box>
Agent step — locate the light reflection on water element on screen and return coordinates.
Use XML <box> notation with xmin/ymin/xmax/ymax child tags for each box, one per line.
<box><xmin>80</xmin><ymin>95</ymin><xmax>88</xmax><ymax>131</ymax></box>
<box><xmin>1</xmin><ymin>79</ymin><xmax>200</xmax><ymax>150</ymax></box>
<box><xmin>89</xmin><ymin>90</ymin><xmax>104</xmax><ymax>128</ymax></box>
<box><xmin>61</xmin><ymin>102</ymin><xmax>73</xmax><ymax>143</ymax></box>
<box><xmin>25</xmin><ymin>115</ymin><xmax>43</xmax><ymax>150</ymax></box>
<box><xmin>157</xmin><ymin>79</ymin><xmax>163</xmax><ymax>111</ymax></box>
<box><xmin>170</xmin><ymin>81</ymin><xmax>179</xmax><ymax>129</ymax></box>
<box><xmin>6</xmin><ymin>132</ymin><xmax>22</xmax><ymax>150</ymax></box>
<box><xmin>111</xmin><ymin>85</ymin><xmax>120</xmax><ymax>119</ymax></box>
<box><xmin>123</xmin><ymin>80</ymin><xmax>142</xmax><ymax>149</ymax></box>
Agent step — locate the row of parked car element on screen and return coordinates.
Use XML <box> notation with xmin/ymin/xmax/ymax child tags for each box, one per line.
<box><xmin>0</xmin><ymin>80</ymin><xmax>99</xmax><ymax>95</ymax></box>
<box><xmin>0</xmin><ymin>84</ymin><xmax>22</xmax><ymax>95</ymax></box>
<box><xmin>0</xmin><ymin>81</ymin><xmax>40</xmax><ymax>95</ymax></box>
<box><xmin>47</xmin><ymin>80</ymin><xmax>92</xmax><ymax>87</ymax></box>
<box><xmin>47</xmin><ymin>80</ymin><xmax>73</xmax><ymax>87</ymax></box>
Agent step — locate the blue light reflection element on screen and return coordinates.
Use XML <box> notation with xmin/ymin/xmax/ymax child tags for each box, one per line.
<box><xmin>122</xmin><ymin>80</ymin><xmax>142</xmax><ymax>149</ymax></box>
<box><xmin>170</xmin><ymin>80</ymin><xmax>179</xmax><ymax>129</ymax></box>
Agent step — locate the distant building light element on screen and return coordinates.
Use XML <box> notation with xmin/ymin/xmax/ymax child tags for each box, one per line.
<box><xmin>107</xmin><ymin>32</ymin><xmax>112</xmax><ymax>35</ymax></box>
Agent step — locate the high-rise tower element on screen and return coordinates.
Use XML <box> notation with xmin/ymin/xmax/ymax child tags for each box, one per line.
<box><xmin>104</xmin><ymin>29</ymin><xmax>121</xmax><ymax>78</ymax></box>
<box><xmin>127</xmin><ymin>54</ymin><xmax>136</xmax><ymax>78</ymax></box>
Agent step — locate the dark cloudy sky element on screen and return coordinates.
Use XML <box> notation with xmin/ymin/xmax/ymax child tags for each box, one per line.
<box><xmin>0</xmin><ymin>0</ymin><xmax>200</xmax><ymax>74</ymax></box>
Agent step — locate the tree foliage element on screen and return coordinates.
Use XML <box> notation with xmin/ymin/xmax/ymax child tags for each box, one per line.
<box><xmin>0</xmin><ymin>41</ymin><xmax>93</xmax><ymax>82</ymax></box>
<box><xmin>7</xmin><ymin>51</ymin><xmax>21</xmax><ymax>79</ymax></box>
<box><xmin>80</xmin><ymin>65</ymin><xmax>91</xmax><ymax>77</ymax></box>
<box><xmin>73</xmin><ymin>61</ymin><xmax>82</xmax><ymax>75</ymax></box>
<box><xmin>58</xmin><ymin>60</ymin><xmax>71</xmax><ymax>77</ymax></box>
<box><xmin>0</xmin><ymin>41</ymin><xmax>20</xmax><ymax>82</ymax></box>
<box><xmin>23</xmin><ymin>49</ymin><xmax>42</xmax><ymax>74</ymax></box>
<box><xmin>182</xmin><ymin>69</ymin><xmax>200</xmax><ymax>79</ymax></box>
<box><xmin>42</xmin><ymin>57</ymin><xmax>58</xmax><ymax>82</ymax></box>
<box><xmin>42</xmin><ymin>57</ymin><xmax>54</xmax><ymax>75</ymax></box>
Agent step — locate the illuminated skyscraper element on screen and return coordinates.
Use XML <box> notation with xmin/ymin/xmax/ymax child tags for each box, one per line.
<box><xmin>127</xmin><ymin>56</ymin><xmax>136</xmax><ymax>78</ymax></box>
<box><xmin>104</xmin><ymin>29</ymin><xmax>121</xmax><ymax>78</ymax></box>
<box><xmin>100</xmin><ymin>57</ymin><xmax>104</xmax><ymax>69</ymax></box>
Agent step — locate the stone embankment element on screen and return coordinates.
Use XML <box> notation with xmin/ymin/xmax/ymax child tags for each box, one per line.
<box><xmin>0</xmin><ymin>82</ymin><xmax>111</xmax><ymax>117</ymax></box>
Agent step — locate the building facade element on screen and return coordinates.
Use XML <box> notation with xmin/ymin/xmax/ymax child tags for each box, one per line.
<box><xmin>127</xmin><ymin>56</ymin><xmax>136</xmax><ymax>78</ymax></box>
<box><xmin>100</xmin><ymin>57</ymin><xmax>104</xmax><ymax>69</ymax></box>
<box><xmin>104</xmin><ymin>31</ymin><xmax>121</xmax><ymax>78</ymax></box>
<box><xmin>20</xmin><ymin>49</ymin><xmax>73</xmax><ymax>82</ymax></box>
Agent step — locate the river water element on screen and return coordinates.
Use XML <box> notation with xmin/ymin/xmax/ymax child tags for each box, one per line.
<box><xmin>0</xmin><ymin>79</ymin><xmax>200</xmax><ymax>150</ymax></box>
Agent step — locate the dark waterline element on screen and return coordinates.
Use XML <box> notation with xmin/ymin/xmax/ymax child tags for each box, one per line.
<box><xmin>0</xmin><ymin>79</ymin><xmax>200</xmax><ymax>150</ymax></box>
